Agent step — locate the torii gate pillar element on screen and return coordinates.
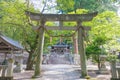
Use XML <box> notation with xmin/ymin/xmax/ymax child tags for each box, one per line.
<box><xmin>78</xmin><ymin>22</ymin><xmax>87</xmax><ymax>77</ymax></box>
<box><xmin>34</xmin><ymin>21</ymin><xmax>45</xmax><ymax>76</ymax></box>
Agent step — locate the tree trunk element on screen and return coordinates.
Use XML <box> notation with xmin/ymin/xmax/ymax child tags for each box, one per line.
<box><xmin>98</xmin><ymin>62</ymin><xmax>101</xmax><ymax>71</ymax></box>
<box><xmin>26</xmin><ymin>52</ymin><xmax>34</xmax><ymax>70</ymax></box>
<box><xmin>98</xmin><ymin>55</ymin><xmax>101</xmax><ymax>71</ymax></box>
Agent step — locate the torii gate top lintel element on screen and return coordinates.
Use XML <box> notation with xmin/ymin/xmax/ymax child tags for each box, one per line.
<box><xmin>25</xmin><ymin>11</ymin><xmax>98</xmax><ymax>22</ymax></box>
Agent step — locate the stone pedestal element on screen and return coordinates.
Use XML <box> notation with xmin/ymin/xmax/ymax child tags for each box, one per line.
<box><xmin>0</xmin><ymin>65</ymin><xmax>7</xmax><ymax>77</ymax></box>
<box><xmin>99</xmin><ymin>55</ymin><xmax>109</xmax><ymax>74</ymax></box>
<box><xmin>13</xmin><ymin>63</ymin><xmax>21</xmax><ymax>73</ymax></box>
<box><xmin>14</xmin><ymin>54</ymin><xmax>23</xmax><ymax>73</ymax></box>
<box><xmin>2</xmin><ymin>66</ymin><xmax>7</xmax><ymax>76</ymax></box>
<box><xmin>116</xmin><ymin>66</ymin><xmax>120</xmax><ymax>79</ymax></box>
<box><xmin>6</xmin><ymin>58</ymin><xmax>14</xmax><ymax>77</ymax></box>
<box><xmin>74</xmin><ymin>54</ymin><xmax>80</xmax><ymax>65</ymax></box>
<box><xmin>110</xmin><ymin>61</ymin><xmax>117</xmax><ymax>79</ymax></box>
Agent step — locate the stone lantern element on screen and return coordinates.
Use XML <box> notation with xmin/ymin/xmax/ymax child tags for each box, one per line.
<box><xmin>99</xmin><ymin>55</ymin><xmax>109</xmax><ymax>74</ymax></box>
<box><xmin>13</xmin><ymin>53</ymin><xmax>23</xmax><ymax>73</ymax></box>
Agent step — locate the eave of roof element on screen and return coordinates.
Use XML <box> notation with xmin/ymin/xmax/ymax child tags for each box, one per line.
<box><xmin>0</xmin><ymin>34</ymin><xmax>23</xmax><ymax>50</ymax></box>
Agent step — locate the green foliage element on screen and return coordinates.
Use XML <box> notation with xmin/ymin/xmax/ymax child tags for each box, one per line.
<box><xmin>56</xmin><ymin>0</ymin><xmax>74</xmax><ymax>13</ymax></box>
<box><xmin>88</xmin><ymin>11</ymin><xmax>120</xmax><ymax>52</ymax></box>
<box><xmin>93</xmin><ymin>35</ymin><xmax>107</xmax><ymax>45</ymax></box>
<box><xmin>107</xmin><ymin>54</ymin><xmax>118</xmax><ymax>62</ymax></box>
<box><xmin>68</xmin><ymin>9</ymin><xmax>88</xmax><ymax>14</ymax></box>
<box><xmin>86</xmin><ymin>44</ymin><xmax>101</xmax><ymax>56</ymax></box>
<box><xmin>86</xmin><ymin>35</ymin><xmax>107</xmax><ymax>57</ymax></box>
<box><xmin>90</xmin><ymin>11</ymin><xmax>120</xmax><ymax>37</ymax></box>
<box><xmin>84</xmin><ymin>10</ymin><xmax>120</xmax><ymax>68</ymax></box>
<box><xmin>56</xmin><ymin>0</ymin><xmax>118</xmax><ymax>13</ymax></box>
<box><xmin>74</xmin><ymin>0</ymin><xmax>100</xmax><ymax>12</ymax></box>
<box><xmin>0</xmin><ymin>0</ymin><xmax>26</xmax><ymax>38</ymax></box>
<box><xmin>0</xmin><ymin>0</ymin><xmax>37</xmax><ymax>52</ymax></box>
<box><xmin>86</xmin><ymin>35</ymin><xmax>107</xmax><ymax>69</ymax></box>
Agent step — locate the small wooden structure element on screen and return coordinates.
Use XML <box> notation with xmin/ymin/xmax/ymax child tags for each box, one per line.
<box><xmin>25</xmin><ymin>11</ymin><xmax>97</xmax><ymax>77</ymax></box>
<box><xmin>51</xmin><ymin>42</ymin><xmax>70</xmax><ymax>54</ymax></box>
<box><xmin>48</xmin><ymin>42</ymin><xmax>72</xmax><ymax>64</ymax></box>
<box><xmin>0</xmin><ymin>33</ymin><xmax>23</xmax><ymax>80</ymax></box>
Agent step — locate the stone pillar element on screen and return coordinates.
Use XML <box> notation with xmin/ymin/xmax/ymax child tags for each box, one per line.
<box><xmin>77</xmin><ymin>22</ymin><xmax>87</xmax><ymax>77</ymax></box>
<box><xmin>1</xmin><ymin>54</ymin><xmax>8</xmax><ymax>76</ymax></box>
<box><xmin>60</xmin><ymin>36</ymin><xmax>63</xmax><ymax>44</ymax></box>
<box><xmin>19</xmin><ymin>54</ymin><xmax>23</xmax><ymax>72</ymax></box>
<box><xmin>50</xmin><ymin>37</ymin><xmax>52</xmax><ymax>43</ymax></box>
<box><xmin>6</xmin><ymin>58</ymin><xmax>14</xmax><ymax>77</ymax></box>
<box><xmin>111</xmin><ymin>61</ymin><xmax>117</xmax><ymax>79</ymax></box>
<box><xmin>99</xmin><ymin>55</ymin><xmax>109</xmax><ymax>74</ymax></box>
<box><xmin>1</xmin><ymin>65</ymin><xmax>7</xmax><ymax>77</ymax></box>
<box><xmin>116</xmin><ymin>66</ymin><xmax>120</xmax><ymax>79</ymax></box>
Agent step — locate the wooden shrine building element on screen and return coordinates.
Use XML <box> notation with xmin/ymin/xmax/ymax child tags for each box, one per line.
<box><xmin>0</xmin><ymin>33</ymin><xmax>23</xmax><ymax>80</ymax></box>
<box><xmin>48</xmin><ymin>42</ymin><xmax>72</xmax><ymax>64</ymax></box>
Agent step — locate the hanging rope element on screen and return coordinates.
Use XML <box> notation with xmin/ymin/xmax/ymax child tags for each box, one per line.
<box><xmin>43</xmin><ymin>25</ymin><xmax>81</xmax><ymax>37</ymax></box>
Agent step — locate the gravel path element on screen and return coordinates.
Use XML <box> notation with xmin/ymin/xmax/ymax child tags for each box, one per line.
<box><xmin>13</xmin><ymin>64</ymin><xmax>111</xmax><ymax>80</ymax></box>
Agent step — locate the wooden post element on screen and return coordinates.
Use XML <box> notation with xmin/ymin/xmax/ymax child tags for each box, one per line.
<box><xmin>73</xmin><ymin>35</ymin><xmax>80</xmax><ymax>65</ymax></box>
<box><xmin>50</xmin><ymin>37</ymin><xmax>52</xmax><ymax>43</ymax></box>
<box><xmin>60</xmin><ymin>36</ymin><xmax>63</xmax><ymax>44</ymax></box>
<box><xmin>77</xmin><ymin>22</ymin><xmax>87</xmax><ymax>77</ymax></box>
<box><xmin>34</xmin><ymin>21</ymin><xmax>45</xmax><ymax>77</ymax></box>
<box><xmin>73</xmin><ymin>35</ymin><xmax>78</xmax><ymax>54</ymax></box>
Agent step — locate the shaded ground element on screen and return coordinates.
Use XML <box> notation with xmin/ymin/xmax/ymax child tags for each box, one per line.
<box><xmin>13</xmin><ymin>64</ymin><xmax>111</xmax><ymax>80</ymax></box>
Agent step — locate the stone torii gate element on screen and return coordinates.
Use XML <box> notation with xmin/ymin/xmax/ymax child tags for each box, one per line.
<box><xmin>25</xmin><ymin>11</ymin><xmax>97</xmax><ymax>77</ymax></box>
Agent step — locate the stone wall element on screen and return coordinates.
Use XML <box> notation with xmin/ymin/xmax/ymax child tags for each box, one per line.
<box><xmin>0</xmin><ymin>52</ymin><xmax>29</xmax><ymax>65</ymax></box>
<box><xmin>48</xmin><ymin>52</ymin><xmax>74</xmax><ymax>64</ymax></box>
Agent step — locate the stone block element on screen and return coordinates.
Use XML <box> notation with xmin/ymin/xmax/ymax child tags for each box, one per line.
<box><xmin>111</xmin><ymin>78</ymin><xmax>120</xmax><ymax>80</ymax></box>
<box><xmin>0</xmin><ymin>77</ymin><xmax>13</xmax><ymax>80</ymax></box>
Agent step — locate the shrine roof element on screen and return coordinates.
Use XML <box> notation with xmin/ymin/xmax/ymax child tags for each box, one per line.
<box><xmin>52</xmin><ymin>42</ymin><xmax>70</xmax><ymax>48</ymax></box>
<box><xmin>52</xmin><ymin>45</ymin><xmax>69</xmax><ymax>48</ymax></box>
<box><xmin>56</xmin><ymin>42</ymin><xmax>66</xmax><ymax>45</ymax></box>
<box><xmin>0</xmin><ymin>33</ymin><xmax>23</xmax><ymax>52</ymax></box>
